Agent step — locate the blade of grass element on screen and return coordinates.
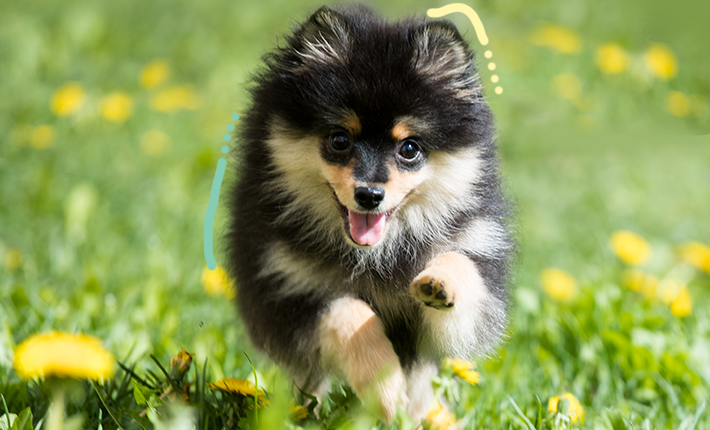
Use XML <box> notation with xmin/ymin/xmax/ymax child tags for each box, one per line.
<box><xmin>507</xmin><ymin>395</ymin><xmax>536</xmax><ymax>430</ymax></box>
<box><xmin>687</xmin><ymin>401</ymin><xmax>706</xmax><ymax>430</ymax></box>
<box><xmin>117</xmin><ymin>362</ymin><xmax>154</xmax><ymax>390</ymax></box>
<box><xmin>90</xmin><ymin>381</ymin><xmax>125</xmax><ymax>430</ymax></box>
<box><xmin>2</xmin><ymin>395</ymin><xmax>11</xmax><ymax>429</ymax></box>
<box><xmin>243</xmin><ymin>352</ymin><xmax>259</xmax><ymax>427</ymax></box>
<box><xmin>149</xmin><ymin>354</ymin><xmax>179</xmax><ymax>394</ymax></box>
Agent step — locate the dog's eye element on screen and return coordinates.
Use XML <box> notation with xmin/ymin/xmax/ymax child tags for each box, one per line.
<box><xmin>329</xmin><ymin>131</ymin><xmax>351</xmax><ymax>152</ymax></box>
<box><xmin>398</xmin><ymin>139</ymin><xmax>421</xmax><ymax>161</ymax></box>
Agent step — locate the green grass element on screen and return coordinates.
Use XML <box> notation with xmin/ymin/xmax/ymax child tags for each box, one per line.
<box><xmin>1</xmin><ymin>0</ymin><xmax>710</xmax><ymax>428</ymax></box>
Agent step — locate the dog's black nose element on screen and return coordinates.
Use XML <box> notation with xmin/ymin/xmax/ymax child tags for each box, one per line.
<box><xmin>354</xmin><ymin>186</ymin><xmax>385</xmax><ymax>210</ymax></box>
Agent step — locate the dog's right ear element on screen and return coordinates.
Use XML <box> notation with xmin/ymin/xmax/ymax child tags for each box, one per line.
<box><xmin>293</xmin><ymin>6</ymin><xmax>352</xmax><ymax>67</ymax></box>
<box><xmin>410</xmin><ymin>20</ymin><xmax>481</xmax><ymax>99</ymax></box>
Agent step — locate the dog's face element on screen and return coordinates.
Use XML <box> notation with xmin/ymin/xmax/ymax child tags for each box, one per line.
<box><xmin>252</xmin><ymin>6</ymin><xmax>493</xmax><ymax>248</ymax></box>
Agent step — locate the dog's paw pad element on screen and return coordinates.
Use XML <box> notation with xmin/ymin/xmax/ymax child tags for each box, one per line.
<box><xmin>410</xmin><ymin>276</ymin><xmax>455</xmax><ymax>310</ymax></box>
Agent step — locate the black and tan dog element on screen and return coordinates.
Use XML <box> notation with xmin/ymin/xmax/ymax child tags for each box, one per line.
<box><xmin>225</xmin><ymin>4</ymin><xmax>512</xmax><ymax>421</ymax></box>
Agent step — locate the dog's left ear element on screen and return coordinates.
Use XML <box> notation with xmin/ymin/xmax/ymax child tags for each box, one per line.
<box><xmin>410</xmin><ymin>20</ymin><xmax>476</xmax><ymax>84</ymax></box>
<box><xmin>293</xmin><ymin>6</ymin><xmax>352</xmax><ymax>67</ymax></box>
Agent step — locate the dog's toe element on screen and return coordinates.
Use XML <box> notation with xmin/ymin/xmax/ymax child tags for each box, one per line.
<box><xmin>410</xmin><ymin>275</ymin><xmax>455</xmax><ymax>310</ymax></box>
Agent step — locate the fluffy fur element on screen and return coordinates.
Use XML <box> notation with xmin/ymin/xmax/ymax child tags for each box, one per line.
<box><xmin>225</xmin><ymin>4</ymin><xmax>512</xmax><ymax>421</ymax></box>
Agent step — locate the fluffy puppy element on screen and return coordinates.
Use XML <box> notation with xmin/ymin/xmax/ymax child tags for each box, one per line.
<box><xmin>225</xmin><ymin>4</ymin><xmax>512</xmax><ymax>421</ymax></box>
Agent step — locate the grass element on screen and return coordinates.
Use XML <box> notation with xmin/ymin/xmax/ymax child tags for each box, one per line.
<box><xmin>1</xmin><ymin>0</ymin><xmax>710</xmax><ymax>428</ymax></box>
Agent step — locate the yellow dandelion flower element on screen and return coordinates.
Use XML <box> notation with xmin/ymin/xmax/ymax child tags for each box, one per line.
<box><xmin>14</xmin><ymin>331</ymin><xmax>115</xmax><ymax>380</ymax></box>
<box><xmin>595</xmin><ymin>43</ymin><xmax>629</xmax><ymax>74</ymax></box>
<box><xmin>29</xmin><ymin>124</ymin><xmax>56</xmax><ymax>149</ymax></box>
<box><xmin>150</xmin><ymin>84</ymin><xmax>201</xmax><ymax>112</ymax></box>
<box><xmin>665</xmin><ymin>91</ymin><xmax>690</xmax><ymax>117</ymax></box>
<box><xmin>5</xmin><ymin>248</ymin><xmax>23</xmax><ymax>270</ymax></box>
<box><xmin>540</xmin><ymin>268</ymin><xmax>578</xmax><ymax>303</ymax></box>
<box><xmin>610</xmin><ymin>230</ymin><xmax>651</xmax><ymax>266</ymax></box>
<box><xmin>289</xmin><ymin>402</ymin><xmax>309</xmax><ymax>420</ymax></box>
<box><xmin>140</xmin><ymin>59</ymin><xmax>170</xmax><ymax>89</ymax></box>
<box><xmin>100</xmin><ymin>92</ymin><xmax>133</xmax><ymax>123</ymax></box>
<box><xmin>201</xmin><ymin>266</ymin><xmax>235</xmax><ymax>299</ymax></box>
<box><xmin>678</xmin><ymin>241</ymin><xmax>710</xmax><ymax>274</ymax></box>
<box><xmin>425</xmin><ymin>402</ymin><xmax>457</xmax><ymax>430</ymax></box>
<box><xmin>548</xmin><ymin>392</ymin><xmax>584</xmax><ymax>423</ymax></box>
<box><xmin>645</xmin><ymin>43</ymin><xmax>678</xmax><ymax>80</ymax></box>
<box><xmin>140</xmin><ymin>129</ymin><xmax>171</xmax><ymax>157</ymax></box>
<box><xmin>51</xmin><ymin>82</ymin><xmax>85</xmax><ymax>116</ymax></box>
<box><xmin>529</xmin><ymin>23</ymin><xmax>582</xmax><ymax>54</ymax></box>
<box><xmin>208</xmin><ymin>377</ymin><xmax>267</xmax><ymax>399</ymax></box>
<box><xmin>656</xmin><ymin>279</ymin><xmax>683</xmax><ymax>305</ymax></box>
<box><xmin>670</xmin><ymin>286</ymin><xmax>692</xmax><ymax>318</ymax></box>
<box><xmin>170</xmin><ymin>348</ymin><xmax>194</xmax><ymax>380</ymax></box>
<box><xmin>551</xmin><ymin>73</ymin><xmax>582</xmax><ymax>101</ymax></box>
<box><xmin>445</xmin><ymin>358</ymin><xmax>480</xmax><ymax>385</ymax></box>
<box><xmin>621</xmin><ymin>269</ymin><xmax>658</xmax><ymax>300</ymax></box>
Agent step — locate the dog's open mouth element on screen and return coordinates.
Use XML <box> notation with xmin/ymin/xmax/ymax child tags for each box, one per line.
<box><xmin>335</xmin><ymin>200</ymin><xmax>397</xmax><ymax>247</ymax></box>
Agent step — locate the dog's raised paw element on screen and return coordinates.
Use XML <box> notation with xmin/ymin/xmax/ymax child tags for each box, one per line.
<box><xmin>410</xmin><ymin>273</ymin><xmax>455</xmax><ymax>310</ymax></box>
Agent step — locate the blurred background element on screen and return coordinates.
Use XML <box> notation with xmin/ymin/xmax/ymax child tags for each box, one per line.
<box><xmin>1</xmin><ymin>0</ymin><xmax>709</xmax><ymax>427</ymax></box>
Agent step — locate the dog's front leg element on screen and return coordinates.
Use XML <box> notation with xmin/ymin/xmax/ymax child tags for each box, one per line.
<box><xmin>410</xmin><ymin>252</ymin><xmax>506</xmax><ymax>358</ymax></box>
<box><xmin>319</xmin><ymin>297</ymin><xmax>406</xmax><ymax>422</ymax></box>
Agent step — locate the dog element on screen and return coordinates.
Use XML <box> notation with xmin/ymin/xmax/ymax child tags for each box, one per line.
<box><xmin>225</xmin><ymin>4</ymin><xmax>512</xmax><ymax>422</ymax></box>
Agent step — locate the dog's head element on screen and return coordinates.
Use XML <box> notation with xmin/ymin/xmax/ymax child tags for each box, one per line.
<box><xmin>248</xmin><ymin>6</ymin><xmax>493</xmax><ymax>248</ymax></box>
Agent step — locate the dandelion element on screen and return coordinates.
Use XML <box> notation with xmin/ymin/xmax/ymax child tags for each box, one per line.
<box><xmin>51</xmin><ymin>82</ymin><xmax>85</xmax><ymax>116</ymax></box>
<box><xmin>201</xmin><ymin>266</ymin><xmax>235</xmax><ymax>299</ymax></box>
<box><xmin>595</xmin><ymin>43</ymin><xmax>629</xmax><ymax>74</ymax></box>
<box><xmin>140</xmin><ymin>129</ymin><xmax>171</xmax><ymax>157</ymax></box>
<box><xmin>150</xmin><ymin>84</ymin><xmax>201</xmax><ymax>112</ymax></box>
<box><xmin>670</xmin><ymin>286</ymin><xmax>692</xmax><ymax>317</ymax></box>
<box><xmin>665</xmin><ymin>91</ymin><xmax>690</xmax><ymax>117</ymax></box>
<box><xmin>289</xmin><ymin>402</ymin><xmax>309</xmax><ymax>421</ymax></box>
<box><xmin>656</xmin><ymin>279</ymin><xmax>683</xmax><ymax>305</ymax></box>
<box><xmin>610</xmin><ymin>230</ymin><xmax>651</xmax><ymax>266</ymax></box>
<box><xmin>529</xmin><ymin>23</ymin><xmax>582</xmax><ymax>54</ymax></box>
<box><xmin>170</xmin><ymin>348</ymin><xmax>194</xmax><ymax>380</ymax></box>
<box><xmin>5</xmin><ymin>248</ymin><xmax>23</xmax><ymax>270</ymax></box>
<box><xmin>644</xmin><ymin>43</ymin><xmax>678</xmax><ymax>80</ymax></box>
<box><xmin>425</xmin><ymin>402</ymin><xmax>457</xmax><ymax>430</ymax></box>
<box><xmin>30</xmin><ymin>124</ymin><xmax>56</xmax><ymax>149</ymax></box>
<box><xmin>14</xmin><ymin>331</ymin><xmax>115</xmax><ymax>380</ymax></box>
<box><xmin>551</xmin><ymin>73</ymin><xmax>582</xmax><ymax>101</ymax></box>
<box><xmin>540</xmin><ymin>268</ymin><xmax>578</xmax><ymax>303</ymax></box>
<box><xmin>621</xmin><ymin>269</ymin><xmax>658</xmax><ymax>300</ymax></box>
<box><xmin>444</xmin><ymin>358</ymin><xmax>480</xmax><ymax>385</ymax></box>
<box><xmin>140</xmin><ymin>59</ymin><xmax>170</xmax><ymax>89</ymax></box>
<box><xmin>678</xmin><ymin>241</ymin><xmax>710</xmax><ymax>274</ymax></box>
<box><xmin>100</xmin><ymin>92</ymin><xmax>133</xmax><ymax>123</ymax></box>
<box><xmin>208</xmin><ymin>377</ymin><xmax>267</xmax><ymax>400</ymax></box>
<box><xmin>548</xmin><ymin>392</ymin><xmax>584</xmax><ymax>423</ymax></box>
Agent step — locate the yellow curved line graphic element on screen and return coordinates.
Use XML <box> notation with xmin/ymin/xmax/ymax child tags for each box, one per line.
<box><xmin>427</xmin><ymin>3</ymin><xmax>489</xmax><ymax>46</ymax></box>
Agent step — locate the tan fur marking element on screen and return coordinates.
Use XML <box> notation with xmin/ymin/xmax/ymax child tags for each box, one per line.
<box><xmin>381</xmin><ymin>164</ymin><xmax>430</xmax><ymax>211</ymax></box>
<box><xmin>320</xmin><ymin>298</ymin><xmax>405</xmax><ymax>422</ymax></box>
<box><xmin>341</xmin><ymin>112</ymin><xmax>362</xmax><ymax>136</ymax></box>
<box><xmin>391</xmin><ymin>122</ymin><xmax>412</xmax><ymax>142</ymax></box>
<box><xmin>321</xmin><ymin>164</ymin><xmax>357</xmax><ymax>207</ymax></box>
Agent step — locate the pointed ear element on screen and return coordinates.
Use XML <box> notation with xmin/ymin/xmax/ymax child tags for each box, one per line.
<box><xmin>294</xmin><ymin>6</ymin><xmax>352</xmax><ymax>66</ymax></box>
<box><xmin>411</xmin><ymin>20</ymin><xmax>475</xmax><ymax>81</ymax></box>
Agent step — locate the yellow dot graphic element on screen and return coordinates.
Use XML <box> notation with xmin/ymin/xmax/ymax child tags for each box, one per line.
<box><xmin>495</xmin><ymin>87</ymin><xmax>503</xmax><ymax>94</ymax></box>
<box><xmin>491</xmin><ymin>75</ymin><xmax>499</xmax><ymax>83</ymax></box>
<box><xmin>488</xmin><ymin>63</ymin><xmax>496</xmax><ymax>71</ymax></box>
<box><xmin>485</xmin><ymin>50</ymin><xmax>493</xmax><ymax>58</ymax></box>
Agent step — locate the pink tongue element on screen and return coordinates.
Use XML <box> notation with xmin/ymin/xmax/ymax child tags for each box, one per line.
<box><xmin>348</xmin><ymin>210</ymin><xmax>387</xmax><ymax>246</ymax></box>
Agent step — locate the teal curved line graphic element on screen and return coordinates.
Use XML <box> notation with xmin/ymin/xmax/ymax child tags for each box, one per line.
<box><xmin>204</xmin><ymin>157</ymin><xmax>227</xmax><ymax>270</ymax></box>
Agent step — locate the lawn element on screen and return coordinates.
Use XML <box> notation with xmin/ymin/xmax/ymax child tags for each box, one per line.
<box><xmin>1</xmin><ymin>0</ymin><xmax>709</xmax><ymax>428</ymax></box>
